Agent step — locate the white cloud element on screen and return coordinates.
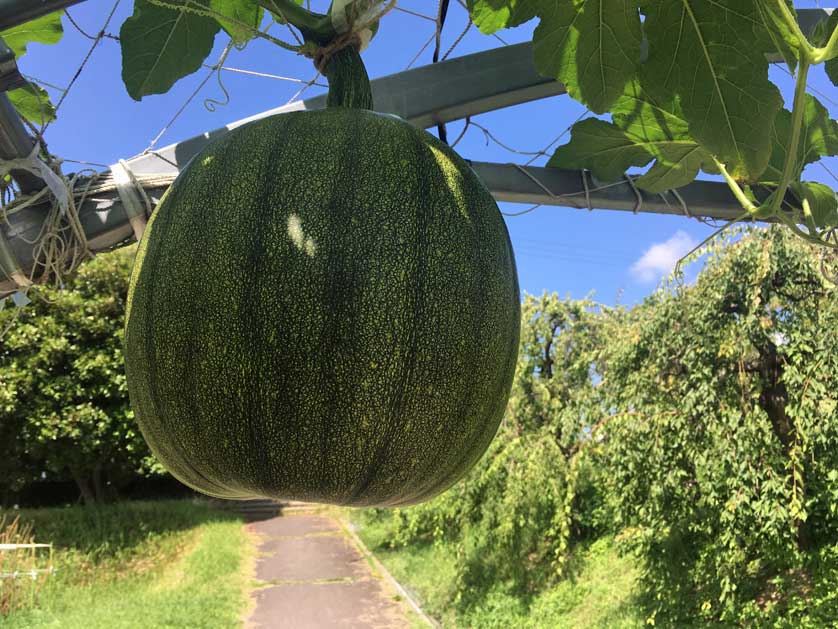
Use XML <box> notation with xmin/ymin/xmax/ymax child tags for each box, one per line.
<box><xmin>630</xmin><ymin>230</ymin><xmax>697</xmax><ymax>283</ymax></box>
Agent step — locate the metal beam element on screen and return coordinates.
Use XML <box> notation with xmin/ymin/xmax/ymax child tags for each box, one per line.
<box><xmin>0</xmin><ymin>0</ymin><xmax>82</xmax><ymax>31</ymax></box>
<box><xmin>0</xmin><ymin>163</ymin><xmax>764</xmax><ymax>295</ymax></box>
<box><xmin>474</xmin><ymin>162</ymin><xmax>748</xmax><ymax>221</ymax></box>
<box><xmin>0</xmin><ymin>36</ymin><xmax>24</xmax><ymax>93</ymax></box>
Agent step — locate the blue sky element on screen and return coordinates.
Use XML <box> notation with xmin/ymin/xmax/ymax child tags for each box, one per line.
<box><xmin>13</xmin><ymin>0</ymin><xmax>838</xmax><ymax>306</ymax></box>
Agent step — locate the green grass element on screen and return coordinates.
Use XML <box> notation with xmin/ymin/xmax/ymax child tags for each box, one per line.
<box><xmin>351</xmin><ymin>511</ymin><xmax>646</xmax><ymax>628</ymax></box>
<box><xmin>1</xmin><ymin>499</ymin><xmax>252</xmax><ymax>628</ymax></box>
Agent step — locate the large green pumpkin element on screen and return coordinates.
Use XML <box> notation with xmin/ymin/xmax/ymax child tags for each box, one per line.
<box><xmin>124</xmin><ymin>106</ymin><xmax>520</xmax><ymax>507</ymax></box>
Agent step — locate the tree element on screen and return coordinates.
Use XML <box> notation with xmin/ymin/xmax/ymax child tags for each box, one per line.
<box><xmin>382</xmin><ymin>291</ymin><xmax>609</xmax><ymax>605</ymax></box>
<box><xmin>599</xmin><ymin>226</ymin><xmax>838</xmax><ymax>624</ymax></box>
<box><xmin>0</xmin><ymin>248</ymin><xmax>161</xmax><ymax>505</ymax></box>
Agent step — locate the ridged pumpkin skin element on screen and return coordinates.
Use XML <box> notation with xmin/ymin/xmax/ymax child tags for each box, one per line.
<box><xmin>124</xmin><ymin>108</ymin><xmax>520</xmax><ymax>507</ymax></box>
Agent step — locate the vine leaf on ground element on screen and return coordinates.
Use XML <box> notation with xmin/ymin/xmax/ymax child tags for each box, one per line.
<box><xmin>0</xmin><ymin>10</ymin><xmax>63</xmax><ymax>58</ymax></box>
<box><xmin>549</xmin><ymin>81</ymin><xmax>714</xmax><ymax>193</ymax></box>
<box><xmin>533</xmin><ymin>0</ymin><xmax>642</xmax><ymax>115</ymax></box>
<box><xmin>120</xmin><ymin>0</ymin><xmax>221</xmax><ymax>100</ymax></box>
<box><xmin>763</xmin><ymin>95</ymin><xmax>838</xmax><ymax>185</ymax></box>
<box><xmin>642</xmin><ymin>0</ymin><xmax>783</xmax><ymax>182</ymax></box>
<box><xmin>8</xmin><ymin>82</ymin><xmax>56</xmax><ymax>125</ymax></box>
<box><xmin>466</xmin><ymin>0</ymin><xmax>537</xmax><ymax>35</ymax></box>
<box><xmin>210</xmin><ymin>0</ymin><xmax>263</xmax><ymax>44</ymax></box>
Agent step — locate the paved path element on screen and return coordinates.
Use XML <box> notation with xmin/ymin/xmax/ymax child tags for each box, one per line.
<box><xmin>244</xmin><ymin>510</ymin><xmax>418</xmax><ymax>628</ymax></box>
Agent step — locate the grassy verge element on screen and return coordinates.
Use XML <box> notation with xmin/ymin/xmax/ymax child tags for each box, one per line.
<box><xmin>1</xmin><ymin>499</ymin><xmax>251</xmax><ymax>628</ymax></box>
<box><xmin>350</xmin><ymin>511</ymin><xmax>645</xmax><ymax>628</ymax></box>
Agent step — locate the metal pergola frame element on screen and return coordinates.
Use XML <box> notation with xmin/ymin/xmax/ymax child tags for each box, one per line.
<box><xmin>0</xmin><ymin>4</ymin><xmax>834</xmax><ymax>294</ymax></box>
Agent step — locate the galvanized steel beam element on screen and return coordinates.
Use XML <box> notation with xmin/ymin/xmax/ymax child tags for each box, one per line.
<box><xmin>0</xmin><ymin>0</ymin><xmax>82</xmax><ymax>30</ymax></box>
<box><xmin>0</xmin><ymin>161</ymin><xmax>766</xmax><ymax>295</ymax></box>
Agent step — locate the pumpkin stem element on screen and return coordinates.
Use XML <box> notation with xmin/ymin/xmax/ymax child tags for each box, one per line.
<box><xmin>321</xmin><ymin>45</ymin><xmax>373</xmax><ymax>111</ymax></box>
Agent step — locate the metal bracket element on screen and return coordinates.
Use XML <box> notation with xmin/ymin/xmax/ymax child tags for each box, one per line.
<box><xmin>0</xmin><ymin>37</ymin><xmax>24</xmax><ymax>93</ymax></box>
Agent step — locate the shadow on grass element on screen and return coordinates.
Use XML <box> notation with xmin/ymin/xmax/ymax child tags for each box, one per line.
<box><xmin>2</xmin><ymin>499</ymin><xmax>242</xmax><ymax>562</ymax></box>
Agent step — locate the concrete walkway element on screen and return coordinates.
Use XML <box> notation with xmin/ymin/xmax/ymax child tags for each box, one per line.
<box><xmin>244</xmin><ymin>509</ymin><xmax>422</xmax><ymax>628</ymax></box>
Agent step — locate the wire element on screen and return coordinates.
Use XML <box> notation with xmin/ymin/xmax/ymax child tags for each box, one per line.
<box><xmin>201</xmin><ymin>64</ymin><xmax>328</xmax><ymax>87</ymax></box>
<box><xmin>146</xmin><ymin>41</ymin><xmax>235</xmax><ymax>151</ymax></box>
<box><xmin>818</xmin><ymin>159</ymin><xmax>838</xmax><ymax>186</ymax></box>
<box><xmin>41</xmin><ymin>0</ymin><xmax>122</xmax><ymax>139</ymax></box>
<box><xmin>471</xmin><ymin>120</ymin><xmax>551</xmax><ymax>157</ymax></box>
<box><xmin>64</xmin><ymin>8</ymin><xmax>119</xmax><ymax>41</ymax></box>
<box><xmin>776</xmin><ymin>63</ymin><xmax>838</xmax><ymax>108</ymax></box>
<box><xmin>394</xmin><ymin>6</ymin><xmax>436</xmax><ymax>21</ymax></box>
<box><xmin>442</xmin><ymin>18</ymin><xmax>472</xmax><ymax>60</ymax></box>
<box><xmin>525</xmin><ymin>110</ymin><xmax>588</xmax><ymax>166</ymax></box>
<box><xmin>21</xmin><ymin>74</ymin><xmax>66</xmax><ymax>94</ymax></box>
<box><xmin>284</xmin><ymin>72</ymin><xmax>323</xmax><ymax>105</ymax></box>
<box><xmin>405</xmin><ymin>33</ymin><xmax>435</xmax><ymax>69</ymax></box>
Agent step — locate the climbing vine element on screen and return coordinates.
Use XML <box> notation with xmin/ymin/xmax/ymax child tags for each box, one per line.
<box><xmin>5</xmin><ymin>1</ymin><xmax>838</xmax><ymax>253</ymax></box>
<box><xmin>368</xmin><ymin>226</ymin><xmax>838</xmax><ymax>624</ymax></box>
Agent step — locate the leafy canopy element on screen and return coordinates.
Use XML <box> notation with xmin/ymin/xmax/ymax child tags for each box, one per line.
<box><xmin>0</xmin><ymin>249</ymin><xmax>162</xmax><ymax>505</ymax></box>
<box><xmin>6</xmin><ymin>2</ymin><xmax>838</xmax><ymax>251</ymax></box>
<box><xmin>369</xmin><ymin>227</ymin><xmax>838</xmax><ymax>625</ymax></box>
<box><xmin>469</xmin><ymin>1</ymin><xmax>838</xmax><ymax>244</ymax></box>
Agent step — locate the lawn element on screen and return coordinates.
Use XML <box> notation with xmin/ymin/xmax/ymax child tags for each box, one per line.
<box><xmin>1</xmin><ymin>499</ymin><xmax>253</xmax><ymax>628</ymax></box>
<box><xmin>350</xmin><ymin>511</ymin><xmax>646</xmax><ymax>628</ymax></box>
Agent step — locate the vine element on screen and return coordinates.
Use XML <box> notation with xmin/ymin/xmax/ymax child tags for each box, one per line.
<box><xmin>2</xmin><ymin>1</ymin><xmax>838</xmax><ymax>269</ymax></box>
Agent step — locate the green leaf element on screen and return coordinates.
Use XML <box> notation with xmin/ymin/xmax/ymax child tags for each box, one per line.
<box><xmin>823</xmin><ymin>11</ymin><xmax>838</xmax><ymax>87</ymax></box>
<box><xmin>791</xmin><ymin>181</ymin><xmax>838</xmax><ymax>229</ymax></box>
<box><xmin>637</xmin><ymin>145</ymin><xmax>710</xmax><ymax>193</ymax></box>
<box><xmin>533</xmin><ymin>0</ymin><xmax>642</xmax><ymax>114</ymax></box>
<box><xmin>210</xmin><ymin>0</ymin><xmax>263</xmax><ymax>43</ymax></box>
<box><xmin>754</xmin><ymin>0</ymin><xmax>799</xmax><ymax>71</ymax></box>
<box><xmin>7</xmin><ymin>82</ymin><xmax>56</xmax><ymax>125</ymax></box>
<box><xmin>549</xmin><ymin>118</ymin><xmax>654</xmax><ymax>182</ymax></box>
<box><xmin>641</xmin><ymin>0</ymin><xmax>783</xmax><ymax>181</ymax></box>
<box><xmin>120</xmin><ymin>0</ymin><xmax>221</xmax><ymax>100</ymax></box>
<box><xmin>266</xmin><ymin>0</ymin><xmax>304</xmax><ymax>25</ymax></box>
<box><xmin>764</xmin><ymin>95</ymin><xmax>838</xmax><ymax>184</ymax></box>
<box><xmin>0</xmin><ymin>10</ymin><xmax>63</xmax><ymax>58</ymax></box>
<box><xmin>466</xmin><ymin>0</ymin><xmax>536</xmax><ymax>35</ymax></box>
<box><xmin>550</xmin><ymin>81</ymin><xmax>714</xmax><ymax>193</ymax></box>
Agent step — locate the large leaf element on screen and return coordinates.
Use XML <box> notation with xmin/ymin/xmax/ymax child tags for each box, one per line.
<box><xmin>8</xmin><ymin>82</ymin><xmax>56</xmax><ymax>125</ymax></box>
<box><xmin>549</xmin><ymin>118</ymin><xmax>655</xmax><ymax>181</ymax></box>
<box><xmin>791</xmin><ymin>181</ymin><xmax>838</xmax><ymax>229</ymax></box>
<box><xmin>120</xmin><ymin>0</ymin><xmax>220</xmax><ymax>100</ymax></box>
<box><xmin>467</xmin><ymin>0</ymin><xmax>537</xmax><ymax>35</ymax></box>
<box><xmin>550</xmin><ymin>81</ymin><xmax>714</xmax><ymax>193</ymax></box>
<box><xmin>0</xmin><ymin>10</ymin><xmax>63</xmax><ymax>58</ymax></box>
<box><xmin>210</xmin><ymin>0</ymin><xmax>263</xmax><ymax>43</ymax></box>
<box><xmin>642</xmin><ymin>0</ymin><xmax>783</xmax><ymax>182</ymax></box>
<box><xmin>754</xmin><ymin>0</ymin><xmax>799</xmax><ymax>71</ymax></box>
<box><xmin>764</xmin><ymin>95</ymin><xmax>838</xmax><ymax>185</ymax></box>
<box><xmin>533</xmin><ymin>0</ymin><xmax>642</xmax><ymax>114</ymax></box>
